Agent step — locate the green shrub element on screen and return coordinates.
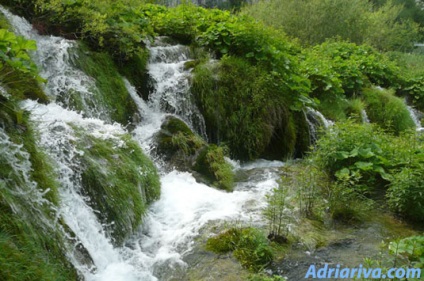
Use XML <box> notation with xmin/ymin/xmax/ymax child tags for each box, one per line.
<box><xmin>206</xmin><ymin>227</ymin><xmax>274</xmax><ymax>272</ymax></box>
<box><xmin>311</xmin><ymin>121</ymin><xmax>391</xmax><ymax>193</ymax></box>
<box><xmin>362</xmin><ymin>87</ymin><xmax>415</xmax><ymax>134</ymax></box>
<box><xmin>301</xmin><ymin>41</ymin><xmax>401</xmax><ymax>98</ymax></box>
<box><xmin>387</xmin><ymin>168</ymin><xmax>424</xmax><ymax>222</ymax></box>
<box><xmin>389</xmin><ymin>235</ymin><xmax>424</xmax><ymax>266</ymax></box>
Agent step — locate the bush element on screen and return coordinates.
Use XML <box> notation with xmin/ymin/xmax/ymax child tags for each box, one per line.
<box><xmin>387</xmin><ymin>168</ymin><xmax>424</xmax><ymax>222</ymax></box>
<box><xmin>301</xmin><ymin>41</ymin><xmax>401</xmax><ymax>98</ymax></box>
<box><xmin>362</xmin><ymin>87</ymin><xmax>415</xmax><ymax>134</ymax></box>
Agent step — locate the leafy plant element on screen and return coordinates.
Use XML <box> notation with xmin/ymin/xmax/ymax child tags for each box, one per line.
<box><xmin>0</xmin><ymin>29</ymin><xmax>42</xmax><ymax>82</ymax></box>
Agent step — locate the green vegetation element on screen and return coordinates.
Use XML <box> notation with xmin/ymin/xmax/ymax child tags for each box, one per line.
<box><xmin>310</xmin><ymin>121</ymin><xmax>424</xmax><ymax>222</ymax></box>
<box><xmin>362</xmin><ymin>87</ymin><xmax>415</xmax><ymax>134</ymax></box>
<box><xmin>206</xmin><ymin>227</ymin><xmax>274</xmax><ymax>272</ymax></box>
<box><xmin>241</xmin><ymin>0</ymin><xmax>420</xmax><ymax>51</ymax></box>
<box><xmin>0</xmin><ymin>20</ymin><xmax>77</xmax><ymax>280</ymax></box>
<box><xmin>192</xmin><ymin>57</ymin><xmax>306</xmax><ymax>160</ymax></box>
<box><xmin>69</xmin><ymin>43</ymin><xmax>138</xmax><ymax>125</ymax></box>
<box><xmin>194</xmin><ymin>144</ymin><xmax>234</xmax><ymax>191</ymax></box>
<box><xmin>78</xmin><ymin>133</ymin><xmax>160</xmax><ymax>245</ymax></box>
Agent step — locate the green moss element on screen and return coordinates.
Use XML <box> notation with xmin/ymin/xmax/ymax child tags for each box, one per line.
<box><xmin>206</xmin><ymin>227</ymin><xmax>273</xmax><ymax>272</ymax></box>
<box><xmin>192</xmin><ymin>57</ymin><xmax>298</xmax><ymax>161</ymax></box>
<box><xmin>156</xmin><ymin>116</ymin><xmax>203</xmax><ymax>157</ymax></box>
<box><xmin>362</xmin><ymin>87</ymin><xmax>415</xmax><ymax>134</ymax></box>
<box><xmin>194</xmin><ymin>145</ymin><xmax>234</xmax><ymax>191</ymax></box>
<box><xmin>78</xmin><ymin>133</ymin><xmax>160</xmax><ymax>245</ymax></box>
<box><xmin>70</xmin><ymin>43</ymin><xmax>138</xmax><ymax>125</ymax></box>
<box><xmin>0</xmin><ymin>98</ymin><xmax>77</xmax><ymax>280</ymax></box>
<box><xmin>116</xmin><ymin>49</ymin><xmax>150</xmax><ymax>100</ymax></box>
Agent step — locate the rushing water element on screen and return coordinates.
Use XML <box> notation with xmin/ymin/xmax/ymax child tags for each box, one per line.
<box><xmin>1</xmin><ymin>7</ymin><xmax>284</xmax><ymax>280</ymax></box>
<box><xmin>305</xmin><ymin>107</ymin><xmax>333</xmax><ymax>144</ymax></box>
<box><xmin>407</xmin><ymin>105</ymin><xmax>424</xmax><ymax>131</ymax></box>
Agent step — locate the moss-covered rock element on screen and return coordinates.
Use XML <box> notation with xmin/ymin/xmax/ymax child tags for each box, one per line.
<box><xmin>155</xmin><ymin>116</ymin><xmax>235</xmax><ymax>191</ymax></box>
<box><xmin>77</xmin><ymin>133</ymin><xmax>161</xmax><ymax>245</ymax></box>
<box><xmin>193</xmin><ymin>145</ymin><xmax>234</xmax><ymax>191</ymax></box>
<box><xmin>191</xmin><ymin>56</ymin><xmax>304</xmax><ymax>161</ymax></box>
<box><xmin>69</xmin><ymin>43</ymin><xmax>139</xmax><ymax>125</ymax></box>
<box><xmin>155</xmin><ymin>116</ymin><xmax>204</xmax><ymax>166</ymax></box>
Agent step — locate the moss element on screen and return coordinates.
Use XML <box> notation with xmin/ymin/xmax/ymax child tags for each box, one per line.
<box><xmin>116</xmin><ymin>49</ymin><xmax>151</xmax><ymax>101</ymax></box>
<box><xmin>69</xmin><ymin>43</ymin><xmax>139</xmax><ymax>125</ymax></box>
<box><xmin>78</xmin><ymin>133</ymin><xmax>160</xmax><ymax>245</ymax></box>
<box><xmin>194</xmin><ymin>145</ymin><xmax>234</xmax><ymax>191</ymax></box>
<box><xmin>362</xmin><ymin>87</ymin><xmax>415</xmax><ymax>134</ymax></box>
<box><xmin>192</xmin><ymin>57</ymin><xmax>298</xmax><ymax>161</ymax></box>
<box><xmin>156</xmin><ymin>116</ymin><xmax>203</xmax><ymax>157</ymax></box>
<box><xmin>0</xmin><ymin>98</ymin><xmax>77</xmax><ymax>280</ymax></box>
<box><xmin>206</xmin><ymin>227</ymin><xmax>273</xmax><ymax>272</ymax></box>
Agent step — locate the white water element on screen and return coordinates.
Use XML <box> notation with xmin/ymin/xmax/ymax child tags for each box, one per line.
<box><xmin>407</xmin><ymin>105</ymin><xmax>424</xmax><ymax>132</ymax></box>
<box><xmin>361</xmin><ymin>109</ymin><xmax>370</xmax><ymax>123</ymax></box>
<box><xmin>305</xmin><ymin>107</ymin><xmax>333</xmax><ymax>143</ymax></box>
<box><xmin>0</xmin><ymin>7</ymin><xmax>111</xmax><ymax>121</ymax></box>
<box><xmin>1</xmin><ymin>8</ymin><xmax>284</xmax><ymax>281</ymax></box>
<box><xmin>144</xmin><ymin>37</ymin><xmax>207</xmax><ymax>139</ymax></box>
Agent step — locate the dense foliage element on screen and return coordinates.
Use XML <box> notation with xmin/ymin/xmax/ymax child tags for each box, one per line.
<box><xmin>311</xmin><ymin>121</ymin><xmax>424</xmax><ymax>222</ymax></box>
<box><xmin>241</xmin><ymin>0</ymin><xmax>421</xmax><ymax>51</ymax></box>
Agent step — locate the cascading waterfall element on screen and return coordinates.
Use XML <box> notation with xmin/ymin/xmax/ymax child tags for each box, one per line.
<box><xmin>305</xmin><ymin>107</ymin><xmax>333</xmax><ymax>144</ymax></box>
<box><xmin>361</xmin><ymin>109</ymin><xmax>370</xmax><ymax>123</ymax></box>
<box><xmin>143</xmin><ymin>37</ymin><xmax>207</xmax><ymax>139</ymax></box>
<box><xmin>0</xmin><ymin>7</ymin><xmax>112</xmax><ymax>121</ymax></box>
<box><xmin>407</xmin><ymin>105</ymin><xmax>424</xmax><ymax>131</ymax></box>
<box><xmin>1</xmin><ymin>7</ymin><xmax>284</xmax><ymax>281</ymax></box>
<box><xmin>126</xmin><ymin>39</ymin><xmax>282</xmax><ymax>279</ymax></box>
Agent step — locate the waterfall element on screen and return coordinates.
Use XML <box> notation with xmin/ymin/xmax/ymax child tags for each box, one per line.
<box><xmin>361</xmin><ymin>109</ymin><xmax>370</xmax><ymax>123</ymax></box>
<box><xmin>407</xmin><ymin>105</ymin><xmax>424</xmax><ymax>132</ymax></box>
<box><xmin>143</xmin><ymin>37</ymin><xmax>207</xmax><ymax>139</ymax></box>
<box><xmin>1</xmin><ymin>8</ymin><xmax>285</xmax><ymax>281</ymax></box>
<box><xmin>0</xmin><ymin>7</ymin><xmax>112</xmax><ymax>121</ymax></box>
<box><xmin>305</xmin><ymin>107</ymin><xmax>333</xmax><ymax>144</ymax></box>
